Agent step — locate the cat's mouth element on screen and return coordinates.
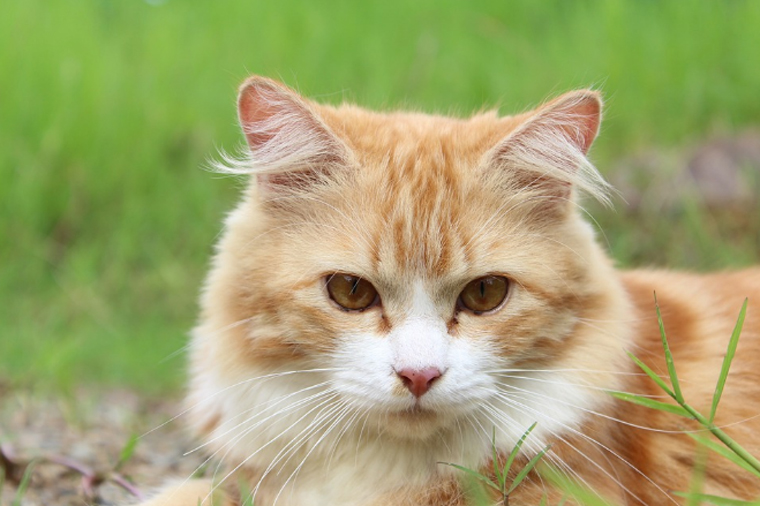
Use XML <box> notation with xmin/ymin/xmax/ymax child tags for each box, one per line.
<box><xmin>381</xmin><ymin>405</ymin><xmax>454</xmax><ymax>439</ymax></box>
<box><xmin>387</xmin><ymin>403</ymin><xmax>437</xmax><ymax>419</ymax></box>
<box><xmin>390</xmin><ymin>405</ymin><xmax>439</xmax><ymax>422</ymax></box>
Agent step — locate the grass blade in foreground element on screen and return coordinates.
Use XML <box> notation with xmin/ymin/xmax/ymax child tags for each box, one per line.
<box><xmin>673</xmin><ymin>491</ymin><xmax>760</xmax><ymax>506</ymax></box>
<box><xmin>540</xmin><ymin>464</ymin><xmax>616</xmax><ymax>506</ymax></box>
<box><xmin>686</xmin><ymin>432</ymin><xmax>760</xmax><ymax>478</ymax></box>
<box><xmin>115</xmin><ymin>433</ymin><xmax>139</xmax><ymax>473</ymax></box>
<box><xmin>441</xmin><ymin>422</ymin><xmax>549</xmax><ymax>504</ymax></box>
<box><xmin>607</xmin><ymin>390</ymin><xmax>691</xmax><ymax>418</ymax></box>
<box><xmin>507</xmin><ymin>444</ymin><xmax>551</xmax><ymax>494</ymax></box>
<box><xmin>709</xmin><ymin>298</ymin><xmax>748</xmax><ymax>424</ymax></box>
<box><xmin>437</xmin><ymin>462</ymin><xmax>501</xmax><ymax>493</ymax></box>
<box><xmin>654</xmin><ymin>293</ymin><xmax>685</xmax><ymax>403</ymax></box>
<box><xmin>503</xmin><ymin>422</ymin><xmax>538</xmax><ymax>485</ymax></box>
<box><xmin>624</xmin><ymin>351</ymin><xmax>675</xmax><ymax>398</ymax></box>
<box><xmin>686</xmin><ymin>443</ymin><xmax>708</xmax><ymax>506</ymax></box>
<box><xmin>11</xmin><ymin>461</ymin><xmax>35</xmax><ymax>506</ymax></box>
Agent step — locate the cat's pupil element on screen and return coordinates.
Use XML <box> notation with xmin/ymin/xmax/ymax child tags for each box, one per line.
<box><xmin>459</xmin><ymin>276</ymin><xmax>509</xmax><ymax>314</ymax></box>
<box><xmin>326</xmin><ymin>274</ymin><xmax>378</xmax><ymax>311</ymax></box>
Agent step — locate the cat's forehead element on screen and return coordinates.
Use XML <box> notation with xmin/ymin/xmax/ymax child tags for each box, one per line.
<box><xmin>318</xmin><ymin>104</ymin><xmax>525</xmax><ymax>167</ymax></box>
<box><xmin>299</xmin><ymin>106</ymin><xmax>539</xmax><ymax>280</ymax></box>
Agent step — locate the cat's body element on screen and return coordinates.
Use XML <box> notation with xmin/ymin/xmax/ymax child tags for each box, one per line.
<box><xmin>137</xmin><ymin>77</ymin><xmax>760</xmax><ymax>506</ymax></box>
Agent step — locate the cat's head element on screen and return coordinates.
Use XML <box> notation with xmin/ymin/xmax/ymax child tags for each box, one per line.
<box><xmin>189</xmin><ymin>77</ymin><xmax>628</xmax><ymax>444</ymax></box>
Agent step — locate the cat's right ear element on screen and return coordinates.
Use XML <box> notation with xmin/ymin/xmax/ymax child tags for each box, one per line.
<box><xmin>237</xmin><ymin>76</ymin><xmax>351</xmax><ymax>194</ymax></box>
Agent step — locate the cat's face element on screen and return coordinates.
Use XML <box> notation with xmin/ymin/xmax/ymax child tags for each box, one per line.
<box><xmin>191</xmin><ymin>77</ymin><xmax>623</xmax><ymax>446</ymax></box>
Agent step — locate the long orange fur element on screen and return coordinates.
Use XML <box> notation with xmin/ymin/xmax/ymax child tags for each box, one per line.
<box><xmin>133</xmin><ymin>77</ymin><xmax>760</xmax><ymax>506</ymax></box>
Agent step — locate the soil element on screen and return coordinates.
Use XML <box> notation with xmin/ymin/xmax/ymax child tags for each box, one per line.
<box><xmin>608</xmin><ymin>129</ymin><xmax>760</xmax><ymax>211</ymax></box>
<box><xmin>0</xmin><ymin>390</ymin><xmax>208</xmax><ymax>506</ymax></box>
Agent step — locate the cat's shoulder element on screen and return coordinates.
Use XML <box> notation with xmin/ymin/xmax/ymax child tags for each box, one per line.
<box><xmin>619</xmin><ymin>267</ymin><xmax>760</xmax><ymax>354</ymax></box>
<box><xmin>620</xmin><ymin>267</ymin><xmax>760</xmax><ymax>301</ymax></box>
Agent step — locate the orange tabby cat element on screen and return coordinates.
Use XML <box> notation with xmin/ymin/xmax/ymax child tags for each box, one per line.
<box><xmin>136</xmin><ymin>77</ymin><xmax>760</xmax><ymax>506</ymax></box>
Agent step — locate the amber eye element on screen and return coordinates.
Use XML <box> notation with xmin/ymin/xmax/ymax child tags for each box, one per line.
<box><xmin>458</xmin><ymin>276</ymin><xmax>509</xmax><ymax>314</ymax></box>
<box><xmin>326</xmin><ymin>274</ymin><xmax>379</xmax><ymax>311</ymax></box>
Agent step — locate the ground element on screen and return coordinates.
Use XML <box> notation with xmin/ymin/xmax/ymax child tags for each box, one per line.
<box><xmin>0</xmin><ymin>390</ymin><xmax>206</xmax><ymax>506</ymax></box>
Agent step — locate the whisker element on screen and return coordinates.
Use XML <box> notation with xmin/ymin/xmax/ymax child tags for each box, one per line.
<box><xmin>354</xmin><ymin>408</ymin><xmax>373</xmax><ymax>466</ymax></box>
<box><xmin>262</xmin><ymin>401</ymin><xmax>349</xmax><ymax>506</ymax></box>
<box><xmin>325</xmin><ymin>406</ymin><xmax>364</xmax><ymax>471</ymax></box>
<box><xmin>271</xmin><ymin>401</ymin><xmax>350</xmax><ymax>477</ymax></box>
<box><xmin>206</xmin><ymin>392</ymin><xmax>342</xmax><ymax>504</ymax></box>
<box><xmin>186</xmin><ymin>381</ymin><xmax>335</xmax><ymax>454</ymax></box>
<box><xmin>250</xmin><ymin>398</ymin><xmax>347</xmax><ymax>500</ymax></box>
<box><xmin>497</xmin><ymin>382</ymin><xmax>709</xmax><ymax>435</ymax></box>
<box><xmin>273</xmin><ymin>402</ymin><xmax>354</xmax><ymax>505</ymax></box>
<box><xmin>491</xmin><ymin>371</ymin><xmax>668</xmax><ymax>398</ymax></box>
<box><xmin>202</xmin><ymin>392</ymin><xmax>338</xmax><ymax>500</ymax></box>
<box><xmin>485</xmin><ymin>367</ymin><xmax>650</xmax><ymax>376</ymax></box>
<box><xmin>140</xmin><ymin>368</ymin><xmax>345</xmax><ymax>438</ymax></box>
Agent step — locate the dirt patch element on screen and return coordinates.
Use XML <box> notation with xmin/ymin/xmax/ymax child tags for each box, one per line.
<box><xmin>608</xmin><ymin>129</ymin><xmax>760</xmax><ymax>211</ymax></box>
<box><xmin>0</xmin><ymin>390</ymin><xmax>208</xmax><ymax>505</ymax></box>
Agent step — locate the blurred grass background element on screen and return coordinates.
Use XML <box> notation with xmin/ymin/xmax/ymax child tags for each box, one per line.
<box><xmin>1</xmin><ymin>0</ymin><xmax>759</xmax><ymax>394</ymax></box>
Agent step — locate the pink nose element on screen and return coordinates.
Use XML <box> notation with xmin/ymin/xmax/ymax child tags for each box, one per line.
<box><xmin>397</xmin><ymin>367</ymin><xmax>442</xmax><ymax>398</ymax></box>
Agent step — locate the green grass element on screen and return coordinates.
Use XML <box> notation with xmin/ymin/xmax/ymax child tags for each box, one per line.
<box><xmin>2</xmin><ymin>0</ymin><xmax>760</xmax><ymax>393</ymax></box>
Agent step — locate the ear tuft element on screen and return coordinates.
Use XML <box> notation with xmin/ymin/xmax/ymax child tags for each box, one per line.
<box><xmin>486</xmin><ymin>89</ymin><xmax>611</xmax><ymax>206</ymax></box>
<box><xmin>549</xmin><ymin>90</ymin><xmax>602</xmax><ymax>155</ymax></box>
<box><xmin>227</xmin><ymin>76</ymin><xmax>350</xmax><ymax>194</ymax></box>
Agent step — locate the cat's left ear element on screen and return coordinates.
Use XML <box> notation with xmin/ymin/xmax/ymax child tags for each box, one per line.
<box><xmin>485</xmin><ymin>90</ymin><xmax>609</xmax><ymax>204</ymax></box>
<box><xmin>236</xmin><ymin>76</ymin><xmax>352</xmax><ymax>194</ymax></box>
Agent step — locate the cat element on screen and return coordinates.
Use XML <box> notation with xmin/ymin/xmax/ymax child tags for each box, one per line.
<box><xmin>135</xmin><ymin>76</ymin><xmax>760</xmax><ymax>506</ymax></box>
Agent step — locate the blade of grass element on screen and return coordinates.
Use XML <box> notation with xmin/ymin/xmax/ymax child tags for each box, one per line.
<box><xmin>238</xmin><ymin>481</ymin><xmax>255</xmax><ymax>506</ymax></box>
<box><xmin>12</xmin><ymin>461</ymin><xmax>35</xmax><ymax>506</ymax></box>
<box><xmin>654</xmin><ymin>293</ymin><xmax>684</xmax><ymax>403</ymax></box>
<box><xmin>438</xmin><ymin>462</ymin><xmax>500</xmax><ymax>492</ymax></box>
<box><xmin>625</xmin><ymin>351</ymin><xmax>676</xmax><ymax>399</ymax></box>
<box><xmin>676</xmin><ymin>402</ymin><xmax>760</xmax><ymax>475</ymax></box>
<box><xmin>503</xmin><ymin>422</ymin><xmax>538</xmax><ymax>482</ymax></box>
<box><xmin>115</xmin><ymin>433</ymin><xmax>139</xmax><ymax>472</ymax></box>
<box><xmin>539</xmin><ymin>464</ymin><xmax>616</xmax><ymax>506</ymax></box>
<box><xmin>673</xmin><ymin>491</ymin><xmax>760</xmax><ymax>505</ymax></box>
<box><xmin>709</xmin><ymin>298</ymin><xmax>748</xmax><ymax>423</ymax></box>
<box><xmin>608</xmin><ymin>390</ymin><xmax>692</xmax><ymax>418</ymax></box>
<box><xmin>686</xmin><ymin>443</ymin><xmax>708</xmax><ymax>506</ymax></box>
<box><xmin>686</xmin><ymin>432</ymin><xmax>760</xmax><ymax>478</ymax></box>
<box><xmin>507</xmin><ymin>444</ymin><xmax>551</xmax><ymax>494</ymax></box>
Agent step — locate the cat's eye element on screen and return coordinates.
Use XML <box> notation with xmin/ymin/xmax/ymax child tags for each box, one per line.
<box><xmin>326</xmin><ymin>274</ymin><xmax>379</xmax><ymax>311</ymax></box>
<box><xmin>458</xmin><ymin>276</ymin><xmax>509</xmax><ymax>314</ymax></box>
